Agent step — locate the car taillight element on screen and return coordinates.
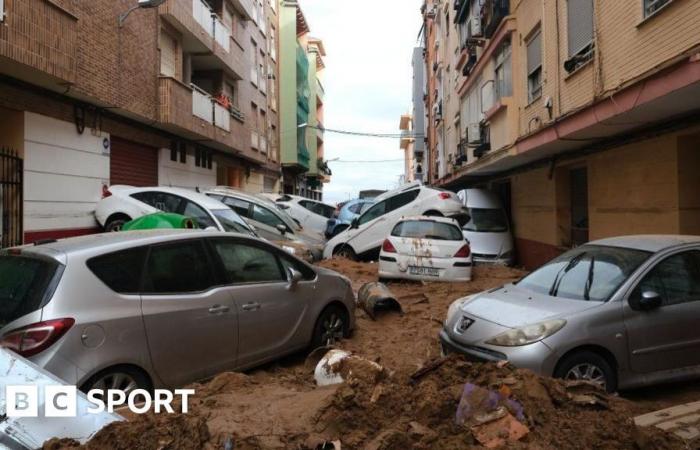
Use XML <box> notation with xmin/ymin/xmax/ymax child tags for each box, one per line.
<box><xmin>454</xmin><ymin>244</ymin><xmax>471</xmax><ymax>258</ymax></box>
<box><xmin>438</xmin><ymin>192</ymin><xmax>452</xmax><ymax>200</ymax></box>
<box><xmin>102</xmin><ymin>185</ymin><xmax>112</xmax><ymax>199</ymax></box>
<box><xmin>0</xmin><ymin>318</ymin><xmax>75</xmax><ymax>357</ymax></box>
<box><xmin>382</xmin><ymin>239</ymin><xmax>397</xmax><ymax>253</ymax></box>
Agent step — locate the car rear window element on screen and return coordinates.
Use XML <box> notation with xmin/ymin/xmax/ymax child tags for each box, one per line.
<box><xmin>464</xmin><ymin>208</ymin><xmax>509</xmax><ymax>232</ymax></box>
<box><xmin>87</xmin><ymin>247</ymin><xmax>147</xmax><ymax>294</ymax></box>
<box><xmin>0</xmin><ymin>255</ymin><xmax>61</xmax><ymax>327</ymax></box>
<box><xmin>391</xmin><ymin>221</ymin><xmax>464</xmax><ymax>241</ymax></box>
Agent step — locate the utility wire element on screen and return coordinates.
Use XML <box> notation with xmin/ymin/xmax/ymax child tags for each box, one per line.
<box><xmin>327</xmin><ymin>158</ymin><xmax>404</xmax><ymax>163</ymax></box>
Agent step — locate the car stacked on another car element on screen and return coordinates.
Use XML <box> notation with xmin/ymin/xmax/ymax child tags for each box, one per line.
<box><xmin>323</xmin><ymin>182</ymin><xmax>468</xmax><ymax>261</ymax></box>
<box><xmin>205</xmin><ymin>187</ymin><xmax>325</xmax><ymax>261</ymax></box>
<box><xmin>441</xmin><ymin>235</ymin><xmax>700</xmax><ymax>392</ymax></box>
<box><xmin>0</xmin><ymin>230</ymin><xmax>355</xmax><ymax>397</ymax></box>
<box><xmin>379</xmin><ymin>216</ymin><xmax>472</xmax><ymax>282</ymax></box>
<box><xmin>266</xmin><ymin>194</ymin><xmax>337</xmax><ymax>235</ymax></box>
<box><xmin>325</xmin><ymin>198</ymin><xmax>375</xmax><ymax>239</ymax></box>
<box><xmin>457</xmin><ymin>189</ymin><xmax>515</xmax><ymax>266</ymax></box>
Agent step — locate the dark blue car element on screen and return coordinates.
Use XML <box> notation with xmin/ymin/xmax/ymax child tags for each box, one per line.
<box><xmin>325</xmin><ymin>199</ymin><xmax>375</xmax><ymax>238</ymax></box>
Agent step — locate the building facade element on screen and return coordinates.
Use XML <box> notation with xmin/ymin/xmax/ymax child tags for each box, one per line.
<box><xmin>0</xmin><ymin>0</ymin><xmax>285</xmax><ymax>245</ymax></box>
<box><xmin>278</xmin><ymin>1</ymin><xmax>330</xmax><ymax>200</ymax></box>
<box><xmin>399</xmin><ymin>113</ymin><xmax>416</xmax><ymax>183</ymax></box>
<box><xmin>421</xmin><ymin>0</ymin><xmax>700</xmax><ymax>268</ymax></box>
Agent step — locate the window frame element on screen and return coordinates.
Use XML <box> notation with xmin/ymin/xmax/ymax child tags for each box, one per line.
<box><xmin>643</xmin><ymin>0</ymin><xmax>672</xmax><ymax>19</ymax></box>
<box><xmin>526</xmin><ymin>28</ymin><xmax>543</xmax><ymax>104</ymax></box>
<box><xmin>628</xmin><ymin>248</ymin><xmax>700</xmax><ymax>309</ymax></box>
<box><xmin>494</xmin><ymin>39</ymin><xmax>512</xmax><ymax>101</ymax></box>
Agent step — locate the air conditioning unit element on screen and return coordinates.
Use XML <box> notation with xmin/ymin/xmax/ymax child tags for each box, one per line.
<box><xmin>468</xmin><ymin>123</ymin><xmax>481</xmax><ymax>145</ymax></box>
<box><xmin>471</xmin><ymin>17</ymin><xmax>483</xmax><ymax>37</ymax></box>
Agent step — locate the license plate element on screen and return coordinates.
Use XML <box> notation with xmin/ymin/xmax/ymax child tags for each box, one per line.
<box><xmin>409</xmin><ymin>266</ymin><xmax>439</xmax><ymax>277</ymax></box>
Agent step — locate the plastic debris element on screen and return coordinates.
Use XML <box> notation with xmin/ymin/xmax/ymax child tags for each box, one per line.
<box><xmin>455</xmin><ymin>383</ymin><xmax>526</xmax><ymax>426</ymax></box>
<box><xmin>357</xmin><ymin>282</ymin><xmax>404</xmax><ymax>320</ymax></box>
<box><xmin>122</xmin><ymin>212</ymin><xmax>196</xmax><ymax>231</ymax></box>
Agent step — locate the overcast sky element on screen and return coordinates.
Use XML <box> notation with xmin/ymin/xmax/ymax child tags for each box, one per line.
<box><xmin>300</xmin><ymin>0</ymin><xmax>424</xmax><ymax>204</ymax></box>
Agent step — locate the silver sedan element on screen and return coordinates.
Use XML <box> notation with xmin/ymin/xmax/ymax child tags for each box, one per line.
<box><xmin>0</xmin><ymin>230</ymin><xmax>355</xmax><ymax>395</ymax></box>
<box><xmin>441</xmin><ymin>235</ymin><xmax>700</xmax><ymax>392</ymax></box>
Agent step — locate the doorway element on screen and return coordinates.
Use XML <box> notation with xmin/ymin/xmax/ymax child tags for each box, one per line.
<box><xmin>570</xmin><ymin>167</ymin><xmax>589</xmax><ymax>246</ymax></box>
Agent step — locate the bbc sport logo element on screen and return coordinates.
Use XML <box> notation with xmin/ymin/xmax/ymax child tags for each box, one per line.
<box><xmin>5</xmin><ymin>385</ymin><xmax>194</xmax><ymax>417</ymax></box>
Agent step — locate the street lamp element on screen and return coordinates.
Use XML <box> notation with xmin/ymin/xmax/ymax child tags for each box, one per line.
<box><xmin>119</xmin><ymin>0</ymin><xmax>167</xmax><ymax>27</ymax></box>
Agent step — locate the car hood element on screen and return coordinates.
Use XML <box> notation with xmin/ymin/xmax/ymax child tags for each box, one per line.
<box><xmin>461</xmin><ymin>284</ymin><xmax>602</xmax><ymax>328</ymax></box>
<box><xmin>462</xmin><ymin>230</ymin><xmax>512</xmax><ymax>256</ymax></box>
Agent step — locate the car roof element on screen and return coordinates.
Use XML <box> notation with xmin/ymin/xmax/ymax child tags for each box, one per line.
<box><xmin>206</xmin><ymin>187</ymin><xmax>274</xmax><ymax>205</ymax></box>
<box><xmin>397</xmin><ymin>215</ymin><xmax>460</xmax><ymax>225</ymax></box>
<box><xmin>458</xmin><ymin>189</ymin><xmax>502</xmax><ymax>208</ymax></box>
<box><xmin>588</xmin><ymin>235</ymin><xmax>700</xmax><ymax>253</ymax></box>
<box><xmin>112</xmin><ymin>185</ymin><xmax>228</xmax><ymax>210</ymax></box>
<box><xmin>374</xmin><ymin>181</ymin><xmax>424</xmax><ymax>202</ymax></box>
<box><xmin>12</xmin><ymin>230</ymin><xmax>243</xmax><ymax>260</ymax></box>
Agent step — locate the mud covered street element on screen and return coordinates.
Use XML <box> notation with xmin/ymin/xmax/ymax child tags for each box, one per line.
<box><xmin>46</xmin><ymin>260</ymin><xmax>696</xmax><ymax>450</ymax></box>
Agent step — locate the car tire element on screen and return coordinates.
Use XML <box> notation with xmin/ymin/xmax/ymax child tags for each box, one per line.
<box><xmin>80</xmin><ymin>365</ymin><xmax>152</xmax><ymax>398</ymax></box>
<box><xmin>311</xmin><ymin>305</ymin><xmax>350</xmax><ymax>350</ymax></box>
<box><xmin>554</xmin><ymin>351</ymin><xmax>617</xmax><ymax>393</ymax></box>
<box><xmin>333</xmin><ymin>245</ymin><xmax>357</xmax><ymax>261</ymax></box>
<box><xmin>105</xmin><ymin>214</ymin><xmax>131</xmax><ymax>232</ymax></box>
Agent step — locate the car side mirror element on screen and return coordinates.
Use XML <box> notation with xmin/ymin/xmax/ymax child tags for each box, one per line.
<box><xmin>351</xmin><ymin>217</ymin><xmax>360</xmax><ymax>229</ymax></box>
<box><xmin>286</xmin><ymin>268</ymin><xmax>303</xmax><ymax>290</ymax></box>
<box><xmin>276</xmin><ymin>224</ymin><xmax>287</xmax><ymax>235</ymax></box>
<box><xmin>638</xmin><ymin>290</ymin><xmax>662</xmax><ymax>311</ymax></box>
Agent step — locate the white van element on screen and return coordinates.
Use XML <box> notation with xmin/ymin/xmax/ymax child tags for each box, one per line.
<box><xmin>323</xmin><ymin>182</ymin><xmax>466</xmax><ymax>260</ymax></box>
<box><xmin>457</xmin><ymin>188</ymin><xmax>514</xmax><ymax>265</ymax></box>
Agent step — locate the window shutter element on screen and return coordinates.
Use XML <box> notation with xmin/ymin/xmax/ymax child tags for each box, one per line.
<box><xmin>159</xmin><ymin>32</ymin><xmax>177</xmax><ymax>78</ymax></box>
<box><xmin>567</xmin><ymin>0</ymin><xmax>594</xmax><ymax>56</ymax></box>
<box><xmin>527</xmin><ymin>31</ymin><xmax>542</xmax><ymax>75</ymax></box>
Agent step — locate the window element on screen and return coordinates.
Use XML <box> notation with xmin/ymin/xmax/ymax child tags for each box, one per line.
<box><xmin>0</xmin><ymin>256</ymin><xmax>60</xmax><ymax>327</ymax></box>
<box><xmin>170</xmin><ymin>141</ymin><xmax>186</xmax><ymax>163</ymax></box>
<box><xmin>211</xmin><ymin>240</ymin><xmax>285</xmax><ymax>284</ymax></box>
<box><xmin>567</xmin><ymin>0</ymin><xmax>594</xmax><ymax>63</ymax></box>
<box><xmin>299</xmin><ymin>200</ymin><xmax>335</xmax><ymax>218</ymax></box>
<box><xmin>517</xmin><ymin>246</ymin><xmax>651</xmax><ymax>301</ymax></box>
<box><xmin>222</xmin><ymin>197</ymin><xmax>251</xmax><ymax>217</ymax></box>
<box><xmin>182</xmin><ymin>200</ymin><xmax>217</xmax><ymax>229</ymax></box>
<box><xmin>494</xmin><ymin>40</ymin><xmax>512</xmax><ymax>100</ymax></box>
<box><xmin>144</xmin><ymin>241</ymin><xmax>216</xmax><ymax>294</ymax></box>
<box><xmin>279</xmin><ymin>256</ymin><xmax>315</xmax><ymax>281</ymax></box>
<box><xmin>88</xmin><ymin>248</ymin><xmax>147</xmax><ymax>294</ymax></box>
<box><xmin>464</xmin><ymin>208</ymin><xmax>509</xmax><ymax>232</ymax></box>
<box><xmin>631</xmin><ymin>251</ymin><xmax>700</xmax><ymax>308</ymax></box>
<box><xmin>211</xmin><ymin>209</ymin><xmax>255</xmax><ymax>235</ymax></box>
<box><xmin>526</xmin><ymin>29</ymin><xmax>542</xmax><ymax>103</ymax></box>
<box><xmin>159</xmin><ymin>30</ymin><xmax>178</xmax><ymax>78</ymax></box>
<box><xmin>391</xmin><ymin>220</ymin><xmax>463</xmax><ymax>241</ymax></box>
<box><xmin>250</xmin><ymin>40</ymin><xmax>258</xmax><ymax>86</ymax></box>
<box><xmin>387</xmin><ymin>189</ymin><xmax>420</xmax><ymax>212</ymax></box>
<box><xmin>644</xmin><ymin>0</ymin><xmax>671</xmax><ymax>17</ymax></box>
<box><xmin>252</xmin><ymin>204</ymin><xmax>285</xmax><ymax>228</ymax></box>
<box><xmin>131</xmin><ymin>192</ymin><xmax>182</xmax><ymax>213</ymax></box>
<box><xmin>358</xmin><ymin>201</ymin><xmax>387</xmax><ymax>226</ymax></box>
<box><xmin>195</xmin><ymin>148</ymin><xmax>212</xmax><ymax>169</ymax></box>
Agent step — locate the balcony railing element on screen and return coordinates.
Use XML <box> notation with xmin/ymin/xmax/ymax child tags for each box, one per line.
<box><xmin>214</xmin><ymin>103</ymin><xmax>230</xmax><ymax>131</ymax></box>
<box><xmin>192</xmin><ymin>0</ymin><xmax>230</xmax><ymax>53</ymax></box>
<box><xmin>213</xmin><ymin>17</ymin><xmax>230</xmax><ymax>52</ymax></box>
<box><xmin>192</xmin><ymin>84</ymin><xmax>230</xmax><ymax>131</ymax></box>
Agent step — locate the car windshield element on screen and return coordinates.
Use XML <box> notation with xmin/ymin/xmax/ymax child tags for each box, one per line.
<box><xmin>392</xmin><ymin>220</ymin><xmax>464</xmax><ymax>240</ymax></box>
<box><xmin>464</xmin><ymin>208</ymin><xmax>509</xmax><ymax>232</ymax></box>
<box><xmin>211</xmin><ymin>209</ymin><xmax>256</xmax><ymax>236</ymax></box>
<box><xmin>0</xmin><ymin>255</ymin><xmax>60</xmax><ymax>327</ymax></box>
<box><xmin>517</xmin><ymin>245</ymin><xmax>651</xmax><ymax>302</ymax></box>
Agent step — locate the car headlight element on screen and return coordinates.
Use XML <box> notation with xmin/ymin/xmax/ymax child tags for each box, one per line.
<box><xmin>485</xmin><ymin>319</ymin><xmax>566</xmax><ymax>347</ymax></box>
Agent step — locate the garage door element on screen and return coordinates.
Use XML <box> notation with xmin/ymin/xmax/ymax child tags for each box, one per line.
<box><xmin>110</xmin><ymin>137</ymin><xmax>158</xmax><ymax>187</ymax></box>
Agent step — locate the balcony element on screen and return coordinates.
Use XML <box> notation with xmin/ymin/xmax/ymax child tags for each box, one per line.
<box><xmin>159</xmin><ymin>0</ymin><xmax>246</xmax><ymax>79</ymax></box>
<box><xmin>0</xmin><ymin>0</ymin><xmax>78</xmax><ymax>85</ymax></box>
<box><xmin>481</xmin><ymin>0</ymin><xmax>509</xmax><ymax>39</ymax></box>
<box><xmin>158</xmin><ymin>77</ymin><xmax>264</xmax><ymax>164</ymax></box>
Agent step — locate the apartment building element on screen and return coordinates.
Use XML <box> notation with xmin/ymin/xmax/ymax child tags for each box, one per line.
<box><xmin>422</xmin><ymin>0</ymin><xmax>700</xmax><ymax>268</ymax></box>
<box><xmin>0</xmin><ymin>0</ymin><xmax>280</xmax><ymax>245</ymax></box>
<box><xmin>278</xmin><ymin>1</ymin><xmax>330</xmax><ymax>200</ymax></box>
<box><xmin>399</xmin><ymin>113</ymin><xmax>416</xmax><ymax>183</ymax></box>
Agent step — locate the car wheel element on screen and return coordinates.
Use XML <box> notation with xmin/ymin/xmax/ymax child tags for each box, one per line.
<box><xmin>311</xmin><ymin>305</ymin><xmax>349</xmax><ymax>349</ymax></box>
<box><xmin>105</xmin><ymin>214</ymin><xmax>131</xmax><ymax>232</ymax></box>
<box><xmin>554</xmin><ymin>351</ymin><xmax>617</xmax><ymax>393</ymax></box>
<box><xmin>333</xmin><ymin>245</ymin><xmax>356</xmax><ymax>261</ymax></box>
<box><xmin>81</xmin><ymin>366</ymin><xmax>152</xmax><ymax>400</ymax></box>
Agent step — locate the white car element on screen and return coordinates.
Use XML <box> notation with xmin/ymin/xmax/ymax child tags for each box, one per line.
<box><xmin>95</xmin><ymin>185</ymin><xmax>255</xmax><ymax>235</ymax></box>
<box><xmin>323</xmin><ymin>182</ymin><xmax>467</xmax><ymax>260</ymax></box>
<box><xmin>267</xmin><ymin>194</ymin><xmax>336</xmax><ymax>235</ymax></box>
<box><xmin>457</xmin><ymin>188</ymin><xmax>514</xmax><ymax>265</ymax></box>
<box><xmin>378</xmin><ymin>216</ymin><xmax>472</xmax><ymax>282</ymax></box>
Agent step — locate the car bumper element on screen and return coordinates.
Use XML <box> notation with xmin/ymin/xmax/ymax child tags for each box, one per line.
<box><xmin>439</xmin><ymin>328</ymin><xmax>557</xmax><ymax>375</ymax></box>
<box><xmin>378</xmin><ymin>257</ymin><xmax>472</xmax><ymax>282</ymax></box>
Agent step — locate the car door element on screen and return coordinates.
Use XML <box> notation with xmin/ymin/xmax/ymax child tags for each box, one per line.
<box><xmin>207</xmin><ymin>238</ymin><xmax>311</xmax><ymax>368</ymax></box>
<box><xmin>623</xmin><ymin>249</ymin><xmax>700</xmax><ymax>373</ymax></box>
<box><xmin>351</xmin><ymin>191</ymin><xmax>420</xmax><ymax>255</ymax></box>
<box><xmin>297</xmin><ymin>200</ymin><xmax>325</xmax><ymax>231</ymax></box>
<box><xmin>250</xmin><ymin>204</ymin><xmax>288</xmax><ymax>241</ymax></box>
<box><xmin>140</xmin><ymin>239</ymin><xmax>238</xmax><ymax>387</ymax></box>
<box><xmin>179</xmin><ymin>199</ymin><xmax>220</xmax><ymax>230</ymax></box>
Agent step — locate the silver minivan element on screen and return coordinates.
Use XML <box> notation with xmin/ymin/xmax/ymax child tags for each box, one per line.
<box><xmin>0</xmin><ymin>231</ymin><xmax>355</xmax><ymax>395</ymax></box>
<box><xmin>441</xmin><ymin>235</ymin><xmax>700</xmax><ymax>392</ymax></box>
<box><xmin>457</xmin><ymin>189</ymin><xmax>514</xmax><ymax>265</ymax></box>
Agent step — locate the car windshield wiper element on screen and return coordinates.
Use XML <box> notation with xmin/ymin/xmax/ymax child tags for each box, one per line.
<box><xmin>584</xmin><ymin>255</ymin><xmax>595</xmax><ymax>301</ymax></box>
<box><xmin>549</xmin><ymin>251</ymin><xmax>587</xmax><ymax>297</ymax></box>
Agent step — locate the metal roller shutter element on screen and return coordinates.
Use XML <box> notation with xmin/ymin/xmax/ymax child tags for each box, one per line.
<box><xmin>110</xmin><ymin>138</ymin><xmax>158</xmax><ymax>187</ymax></box>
